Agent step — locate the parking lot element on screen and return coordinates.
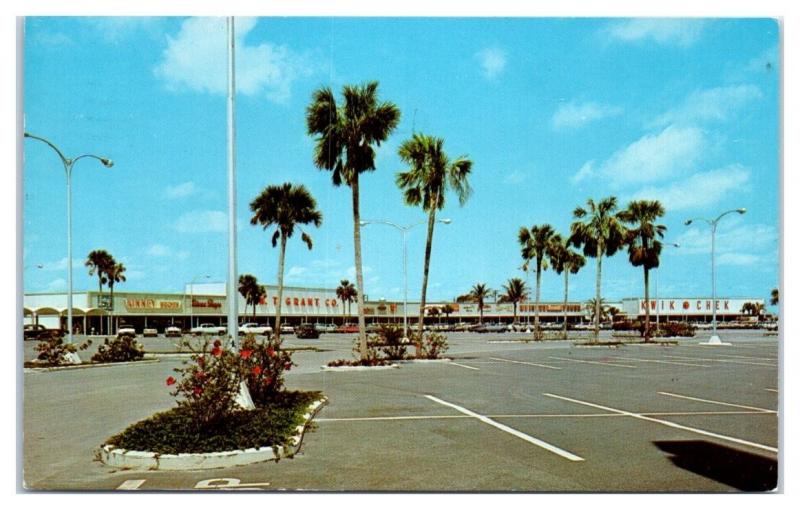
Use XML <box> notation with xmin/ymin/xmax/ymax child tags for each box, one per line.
<box><xmin>22</xmin><ymin>331</ymin><xmax>779</xmax><ymax>492</ymax></box>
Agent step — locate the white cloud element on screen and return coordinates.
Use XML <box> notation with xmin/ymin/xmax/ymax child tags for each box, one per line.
<box><xmin>165</xmin><ymin>181</ymin><xmax>198</xmax><ymax>199</ymax></box>
<box><xmin>675</xmin><ymin>218</ymin><xmax>776</xmax><ymax>256</ymax></box>
<box><xmin>503</xmin><ymin>170</ymin><xmax>526</xmax><ymax>184</ymax></box>
<box><xmin>606</xmin><ymin>19</ymin><xmax>707</xmax><ymax>47</ymax></box>
<box><xmin>146</xmin><ymin>244</ymin><xmax>171</xmax><ymax>257</ymax></box>
<box><xmin>570</xmin><ymin>160</ymin><xmax>595</xmax><ymax>184</ymax></box>
<box><xmin>552</xmin><ymin>101</ymin><xmax>622</xmax><ymax>130</ymax></box>
<box><xmin>716</xmin><ymin>253</ymin><xmax>763</xmax><ymax>267</ymax></box>
<box><xmin>154</xmin><ymin>17</ymin><xmax>312</xmax><ymax>102</ymax></box>
<box><xmin>475</xmin><ymin>47</ymin><xmax>507</xmax><ymax>79</ymax></box>
<box><xmin>629</xmin><ymin>164</ymin><xmax>749</xmax><ymax>211</ymax></box>
<box><xmin>651</xmin><ymin>85</ymin><xmax>762</xmax><ymax>127</ymax></box>
<box><xmin>44</xmin><ymin>278</ymin><xmax>66</xmax><ymax>292</ymax></box>
<box><xmin>84</xmin><ymin>17</ymin><xmax>166</xmax><ymax>43</ymax></box>
<box><xmin>585</xmin><ymin>125</ymin><xmax>705</xmax><ymax>187</ymax></box>
<box><xmin>173</xmin><ymin>210</ymin><xmax>228</xmax><ymax>233</ymax></box>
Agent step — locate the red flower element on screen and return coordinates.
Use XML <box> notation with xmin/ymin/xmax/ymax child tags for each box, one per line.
<box><xmin>197</xmin><ymin>356</ymin><xmax>205</xmax><ymax>367</ymax></box>
<box><xmin>213</xmin><ymin>339</ymin><xmax>221</xmax><ymax>347</ymax></box>
<box><xmin>196</xmin><ymin>371</ymin><xmax>206</xmax><ymax>379</ymax></box>
<box><xmin>265</xmin><ymin>377</ymin><xmax>273</xmax><ymax>385</ymax></box>
<box><xmin>240</xmin><ymin>349</ymin><xmax>252</xmax><ymax>359</ymax></box>
<box><xmin>193</xmin><ymin>387</ymin><xmax>203</xmax><ymax>396</ymax></box>
<box><xmin>284</xmin><ymin>362</ymin><xmax>292</xmax><ymax>371</ymax></box>
<box><xmin>166</xmin><ymin>376</ymin><xmax>176</xmax><ymax>386</ymax></box>
<box><xmin>252</xmin><ymin>366</ymin><xmax>262</xmax><ymax>376</ymax></box>
<box><xmin>211</xmin><ymin>346</ymin><xmax>222</xmax><ymax>357</ymax></box>
<box><xmin>267</xmin><ymin>347</ymin><xmax>276</xmax><ymax>358</ymax></box>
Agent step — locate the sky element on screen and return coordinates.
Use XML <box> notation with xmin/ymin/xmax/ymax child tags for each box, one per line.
<box><xmin>21</xmin><ymin>17</ymin><xmax>780</xmax><ymax>309</ymax></box>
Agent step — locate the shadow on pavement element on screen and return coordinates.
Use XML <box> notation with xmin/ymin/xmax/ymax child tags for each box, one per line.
<box><xmin>653</xmin><ymin>440</ymin><xmax>777</xmax><ymax>491</ymax></box>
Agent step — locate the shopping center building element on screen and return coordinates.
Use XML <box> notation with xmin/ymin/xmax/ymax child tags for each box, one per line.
<box><xmin>22</xmin><ymin>282</ymin><xmax>765</xmax><ymax>334</ymax></box>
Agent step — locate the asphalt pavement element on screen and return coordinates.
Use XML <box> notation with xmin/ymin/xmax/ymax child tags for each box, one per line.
<box><xmin>21</xmin><ymin>330</ymin><xmax>779</xmax><ymax>492</ymax></box>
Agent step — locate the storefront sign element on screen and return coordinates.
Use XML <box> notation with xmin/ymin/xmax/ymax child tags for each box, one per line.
<box><xmin>125</xmin><ymin>298</ymin><xmax>183</xmax><ymax>312</ymax></box>
<box><xmin>633</xmin><ymin>298</ymin><xmax>760</xmax><ymax>316</ymax></box>
<box><xmin>192</xmin><ymin>298</ymin><xmax>222</xmax><ymax>310</ymax></box>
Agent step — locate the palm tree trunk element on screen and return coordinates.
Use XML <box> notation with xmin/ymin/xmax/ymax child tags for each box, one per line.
<box><xmin>479</xmin><ymin>300</ymin><xmax>484</xmax><ymax>325</ymax></box>
<box><xmin>563</xmin><ymin>270</ymin><xmax>569</xmax><ymax>341</ymax></box>
<box><xmin>643</xmin><ymin>267</ymin><xmax>651</xmax><ymax>342</ymax></box>
<box><xmin>534</xmin><ymin>260</ymin><xmax>542</xmax><ymax>340</ymax></box>
<box><xmin>416</xmin><ymin>203</ymin><xmax>438</xmax><ymax>357</ymax></box>
<box><xmin>109</xmin><ymin>283</ymin><xmax>114</xmax><ymax>335</ymax></box>
<box><xmin>594</xmin><ymin>245</ymin><xmax>603</xmax><ymax>343</ymax></box>
<box><xmin>513</xmin><ymin>302</ymin><xmax>518</xmax><ymax>323</ymax></box>
<box><xmin>351</xmin><ymin>175</ymin><xmax>368</xmax><ymax>359</ymax></box>
<box><xmin>274</xmin><ymin>235</ymin><xmax>287</xmax><ymax>344</ymax></box>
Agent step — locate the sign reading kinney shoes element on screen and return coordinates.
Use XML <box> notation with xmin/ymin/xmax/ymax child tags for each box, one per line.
<box><xmin>124</xmin><ymin>297</ymin><xmax>184</xmax><ymax>313</ymax></box>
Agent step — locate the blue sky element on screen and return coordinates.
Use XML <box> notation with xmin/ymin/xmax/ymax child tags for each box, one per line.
<box><xmin>22</xmin><ymin>17</ymin><xmax>779</xmax><ymax>308</ymax></box>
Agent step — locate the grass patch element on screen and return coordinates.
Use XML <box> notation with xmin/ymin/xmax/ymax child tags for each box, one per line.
<box><xmin>105</xmin><ymin>390</ymin><xmax>322</xmax><ymax>455</ymax></box>
<box><xmin>327</xmin><ymin>358</ymin><xmax>394</xmax><ymax>367</ymax></box>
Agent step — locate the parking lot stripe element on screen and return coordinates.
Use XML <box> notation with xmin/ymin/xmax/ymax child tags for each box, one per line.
<box><xmin>663</xmin><ymin>355</ymin><xmax>776</xmax><ymax>367</ymax></box>
<box><xmin>424</xmin><ymin>395</ymin><xmax>585</xmax><ymax>461</ymax></box>
<box><xmin>714</xmin><ymin>354</ymin><xmax>778</xmax><ymax>362</ymax></box>
<box><xmin>657</xmin><ymin>391</ymin><xmax>777</xmax><ymax>413</ymax></box>
<box><xmin>116</xmin><ymin>479</ymin><xmax>146</xmax><ymax>490</ymax></box>
<box><xmin>765</xmin><ymin>388</ymin><xmax>778</xmax><ymax>393</ymax></box>
<box><xmin>543</xmin><ymin>393</ymin><xmax>778</xmax><ymax>454</ymax></box>
<box><xmin>316</xmin><ymin>415</ymin><xmax>469</xmax><ymax>422</ymax></box>
<box><xmin>449</xmin><ymin>362</ymin><xmax>480</xmax><ymax>371</ymax></box>
<box><xmin>490</xmin><ymin>357</ymin><xmax>562</xmax><ymax>370</ymax></box>
<box><xmin>611</xmin><ymin>356</ymin><xmax>710</xmax><ymax>368</ymax></box>
<box><xmin>548</xmin><ymin>356</ymin><xmax>636</xmax><ymax>368</ymax></box>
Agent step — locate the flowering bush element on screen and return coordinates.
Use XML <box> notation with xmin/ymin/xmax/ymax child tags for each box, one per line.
<box><xmin>369</xmin><ymin>324</ymin><xmax>408</xmax><ymax>360</ymax></box>
<box><xmin>91</xmin><ymin>334</ymin><xmax>145</xmax><ymax>363</ymax></box>
<box><xmin>239</xmin><ymin>334</ymin><xmax>295</xmax><ymax>406</ymax></box>
<box><xmin>411</xmin><ymin>331</ymin><xmax>449</xmax><ymax>359</ymax></box>
<box><xmin>168</xmin><ymin>339</ymin><xmax>243</xmax><ymax>428</ymax></box>
<box><xmin>656</xmin><ymin>321</ymin><xmax>696</xmax><ymax>338</ymax></box>
<box><xmin>35</xmin><ymin>334</ymin><xmax>91</xmax><ymax>365</ymax></box>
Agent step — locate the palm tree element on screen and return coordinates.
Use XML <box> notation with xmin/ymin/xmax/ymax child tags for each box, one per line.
<box><xmin>249</xmin><ymin>183</ymin><xmax>322</xmax><ymax>343</ymax></box>
<box><xmin>549</xmin><ymin>235</ymin><xmax>586</xmax><ymax>340</ymax></box>
<box><xmin>501</xmin><ymin>277</ymin><xmax>528</xmax><ymax>324</ymax></box>
<box><xmin>396</xmin><ymin>133</ymin><xmax>472</xmax><ymax>349</ymax></box>
<box><xmin>770</xmin><ymin>288</ymin><xmax>779</xmax><ymax>306</ymax></box>
<box><xmin>518</xmin><ymin>224</ymin><xmax>558</xmax><ymax>340</ymax></box>
<box><xmin>85</xmin><ymin>249</ymin><xmax>113</xmax><ymax>334</ymax></box>
<box><xmin>586</xmin><ymin>298</ymin><xmax>610</xmax><ymax>324</ymax></box>
<box><xmin>569</xmin><ymin>197</ymin><xmax>627</xmax><ymax>342</ymax></box>
<box><xmin>619</xmin><ymin>200</ymin><xmax>667</xmax><ymax>342</ymax></box>
<box><xmin>106</xmin><ymin>261</ymin><xmax>126</xmax><ymax>333</ymax></box>
<box><xmin>441</xmin><ymin>303</ymin><xmax>455</xmax><ymax>324</ymax></box>
<box><xmin>470</xmin><ymin>283</ymin><xmax>491</xmax><ymax>325</ymax></box>
<box><xmin>336</xmin><ymin>279</ymin><xmax>357</xmax><ymax>323</ymax></box>
<box><xmin>238</xmin><ymin>274</ymin><xmax>262</xmax><ymax>321</ymax></box>
<box><xmin>306</xmin><ymin>81</ymin><xmax>400</xmax><ymax>359</ymax></box>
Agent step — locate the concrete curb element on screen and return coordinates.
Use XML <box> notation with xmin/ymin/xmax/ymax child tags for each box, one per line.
<box><xmin>321</xmin><ymin>364</ymin><xmax>399</xmax><ymax>372</ymax></box>
<box><xmin>24</xmin><ymin>358</ymin><xmax>160</xmax><ymax>373</ymax></box>
<box><xmin>395</xmin><ymin>358</ymin><xmax>453</xmax><ymax>364</ymax></box>
<box><xmin>97</xmin><ymin>397</ymin><xmax>327</xmax><ymax>471</ymax></box>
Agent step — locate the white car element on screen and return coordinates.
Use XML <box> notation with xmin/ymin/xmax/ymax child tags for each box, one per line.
<box><xmin>280</xmin><ymin>324</ymin><xmax>295</xmax><ymax>335</ymax></box>
<box><xmin>117</xmin><ymin>325</ymin><xmax>136</xmax><ymax>337</ymax></box>
<box><xmin>165</xmin><ymin>325</ymin><xmax>182</xmax><ymax>338</ymax></box>
<box><xmin>238</xmin><ymin>323</ymin><xmax>273</xmax><ymax>336</ymax></box>
<box><xmin>190</xmin><ymin>323</ymin><xmax>226</xmax><ymax>335</ymax></box>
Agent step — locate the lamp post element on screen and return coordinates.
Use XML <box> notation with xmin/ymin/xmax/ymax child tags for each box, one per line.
<box><xmin>24</xmin><ymin>132</ymin><xmax>113</xmax><ymax>360</ymax></box>
<box><xmin>360</xmin><ymin>218</ymin><xmax>452</xmax><ymax>340</ymax></box>
<box><xmin>685</xmin><ymin>208</ymin><xmax>746</xmax><ymax>345</ymax></box>
<box><xmin>654</xmin><ymin>242</ymin><xmax>680</xmax><ymax>332</ymax></box>
<box><xmin>187</xmin><ymin>274</ymin><xmax>210</xmax><ymax>330</ymax></box>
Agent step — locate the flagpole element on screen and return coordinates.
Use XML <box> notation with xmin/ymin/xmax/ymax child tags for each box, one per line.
<box><xmin>226</xmin><ymin>16</ymin><xmax>239</xmax><ymax>349</ymax></box>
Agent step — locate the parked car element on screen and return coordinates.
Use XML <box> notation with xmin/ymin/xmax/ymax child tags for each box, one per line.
<box><xmin>190</xmin><ymin>323</ymin><xmax>226</xmax><ymax>335</ymax></box>
<box><xmin>472</xmin><ymin>322</ymin><xmax>509</xmax><ymax>333</ymax></box>
<box><xmin>117</xmin><ymin>324</ymin><xmax>136</xmax><ymax>337</ymax></box>
<box><xmin>238</xmin><ymin>323</ymin><xmax>273</xmax><ymax>336</ymax></box>
<box><xmin>280</xmin><ymin>324</ymin><xmax>295</xmax><ymax>335</ymax></box>
<box><xmin>23</xmin><ymin>324</ymin><xmax>63</xmax><ymax>341</ymax></box>
<box><xmin>142</xmin><ymin>328</ymin><xmax>158</xmax><ymax>337</ymax></box>
<box><xmin>164</xmin><ymin>325</ymin><xmax>182</xmax><ymax>338</ymax></box>
<box><xmin>314</xmin><ymin>323</ymin><xmax>336</xmax><ymax>333</ymax></box>
<box><xmin>296</xmin><ymin>323</ymin><xmax>320</xmax><ymax>339</ymax></box>
<box><xmin>336</xmin><ymin>323</ymin><xmax>359</xmax><ymax>334</ymax></box>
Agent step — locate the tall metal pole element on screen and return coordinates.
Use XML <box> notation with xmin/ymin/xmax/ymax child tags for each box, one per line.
<box><xmin>226</xmin><ymin>16</ymin><xmax>239</xmax><ymax>348</ymax></box>
<box><xmin>402</xmin><ymin>229</ymin><xmax>408</xmax><ymax>337</ymax></box>
<box><xmin>66</xmin><ymin>162</ymin><xmax>73</xmax><ymax>344</ymax></box>
<box><xmin>711</xmin><ymin>223</ymin><xmax>717</xmax><ymax>338</ymax></box>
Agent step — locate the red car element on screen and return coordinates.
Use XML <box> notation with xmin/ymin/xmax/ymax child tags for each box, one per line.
<box><xmin>336</xmin><ymin>324</ymin><xmax>359</xmax><ymax>333</ymax></box>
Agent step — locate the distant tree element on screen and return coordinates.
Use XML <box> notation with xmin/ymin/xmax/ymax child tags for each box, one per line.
<box><xmin>469</xmin><ymin>283</ymin><xmax>492</xmax><ymax>325</ymax></box>
<box><xmin>249</xmin><ymin>183</ymin><xmax>322</xmax><ymax>343</ymax></box>
<box><xmin>238</xmin><ymin>274</ymin><xmax>263</xmax><ymax>321</ymax></box>
<box><xmin>549</xmin><ymin>235</ymin><xmax>586</xmax><ymax>340</ymax></box>
<box><xmin>501</xmin><ymin>277</ymin><xmax>528</xmax><ymax>324</ymax></box>
<box><xmin>770</xmin><ymin>288</ymin><xmax>779</xmax><ymax>307</ymax></box>
<box><xmin>441</xmin><ymin>303</ymin><xmax>455</xmax><ymax>323</ymax></box>
<box><xmin>586</xmin><ymin>298</ymin><xmax>611</xmax><ymax>324</ymax></box>
<box><xmin>569</xmin><ymin>197</ymin><xmax>627</xmax><ymax>342</ymax></box>
<box><xmin>336</xmin><ymin>280</ymin><xmax>358</xmax><ymax>322</ymax></box>
<box><xmin>519</xmin><ymin>224</ymin><xmax>558</xmax><ymax>340</ymax></box>
<box><xmin>106</xmin><ymin>261</ymin><xmax>126</xmax><ymax>332</ymax></box>
<box><xmin>619</xmin><ymin>200</ymin><xmax>667</xmax><ymax>342</ymax></box>
<box><xmin>85</xmin><ymin>250</ymin><xmax>114</xmax><ymax>334</ymax></box>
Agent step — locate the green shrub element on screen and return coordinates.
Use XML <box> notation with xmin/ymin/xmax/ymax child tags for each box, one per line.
<box><xmin>35</xmin><ymin>334</ymin><xmax>91</xmax><ymax>365</ymax></box>
<box><xmin>239</xmin><ymin>334</ymin><xmax>295</xmax><ymax>407</ymax></box>
<box><xmin>105</xmin><ymin>390</ymin><xmax>322</xmax><ymax>455</ymax></box>
<box><xmin>91</xmin><ymin>334</ymin><xmax>145</xmax><ymax>363</ymax></box>
<box><xmin>657</xmin><ymin>321</ymin><xmax>696</xmax><ymax>338</ymax></box>
<box><xmin>418</xmin><ymin>331</ymin><xmax>449</xmax><ymax>359</ymax></box>
<box><xmin>370</xmin><ymin>324</ymin><xmax>408</xmax><ymax>360</ymax></box>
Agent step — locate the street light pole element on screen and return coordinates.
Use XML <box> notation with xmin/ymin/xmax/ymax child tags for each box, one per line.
<box><xmin>24</xmin><ymin>132</ymin><xmax>113</xmax><ymax>361</ymax></box>
<box><xmin>360</xmin><ymin>218</ymin><xmax>452</xmax><ymax>340</ymax></box>
<box><xmin>685</xmin><ymin>208</ymin><xmax>746</xmax><ymax>345</ymax></box>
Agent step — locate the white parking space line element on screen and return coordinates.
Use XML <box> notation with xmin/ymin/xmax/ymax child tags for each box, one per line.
<box><xmin>544</xmin><ymin>393</ymin><xmax>778</xmax><ymax>454</ymax></box>
<box><xmin>490</xmin><ymin>357</ymin><xmax>562</xmax><ymax>370</ymax></box>
<box><xmin>548</xmin><ymin>356</ymin><xmax>636</xmax><ymax>369</ymax></box>
<box><xmin>657</xmin><ymin>391</ymin><xmax>777</xmax><ymax>413</ymax></box>
<box><xmin>663</xmin><ymin>355</ymin><xmax>776</xmax><ymax>367</ymax></box>
<box><xmin>116</xmin><ymin>479</ymin><xmax>146</xmax><ymax>490</ymax></box>
<box><xmin>449</xmin><ymin>362</ymin><xmax>480</xmax><ymax>371</ymax></box>
<box><xmin>317</xmin><ymin>415</ymin><xmax>467</xmax><ymax>422</ymax></box>
<box><xmin>611</xmin><ymin>356</ymin><xmax>710</xmax><ymax>368</ymax></box>
<box><xmin>714</xmin><ymin>354</ymin><xmax>778</xmax><ymax>362</ymax></box>
<box><xmin>765</xmin><ymin>388</ymin><xmax>779</xmax><ymax>393</ymax></box>
<box><xmin>425</xmin><ymin>395</ymin><xmax>584</xmax><ymax>461</ymax></box>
